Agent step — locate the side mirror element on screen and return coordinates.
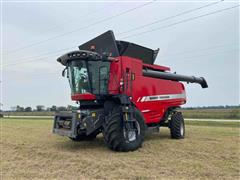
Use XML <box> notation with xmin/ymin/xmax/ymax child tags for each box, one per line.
<box><xmin>62</xmin><ymin>67</ymin><xmax>67</xmax><ymax>77</ymax></box>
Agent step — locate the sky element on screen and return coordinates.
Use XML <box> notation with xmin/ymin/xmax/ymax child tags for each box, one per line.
<box><xmin>1</xmin><ymin>0</ymin><xmax>239</xmax><ymax>110</ymax></box>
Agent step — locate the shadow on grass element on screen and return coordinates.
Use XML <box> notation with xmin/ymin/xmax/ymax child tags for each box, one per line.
<box><xmin>53</xmin><ymin>132</ymin><xmax>171</xmax><ymax>152</ymax></box>
<box><xmin>54</xmin><ymin>136</ymin><xmax>107</xmax><ymax>151</ymax></box>
<box><xmin>145</xmin><ymin>132</ymin><xmax>171</xmax><ymax>141</ymax></box>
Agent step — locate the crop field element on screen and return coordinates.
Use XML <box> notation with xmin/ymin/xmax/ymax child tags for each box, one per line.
<box><xmin>1</xmin><ymin>118</ymin><xmax>240</xmax><ymax>179</ymax></box>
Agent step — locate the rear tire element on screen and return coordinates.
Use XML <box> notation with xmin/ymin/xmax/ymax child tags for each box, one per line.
<box><xmin>103</xmin><ymin>106</ymin><xmax>145</xmax><ymax>152</ymax></box>
<box><xmin>170</xmin><ymin>112</ymin><xmax>185</xmax><ymax>139</ymax></box>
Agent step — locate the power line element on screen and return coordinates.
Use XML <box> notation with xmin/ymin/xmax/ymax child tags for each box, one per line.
<box><xmin>1</xmin><ymin>0</ymin><xmax>223</xmax><ymax>67</ymax></box>
<box><xmin>2</xmin><ymin>1</ymin><xmax>239</xmax><ymax>3</ymax></box>
<box><xmin>4</xmin><ymin>0</ymin><xmax>155</xmax><ymax>55</ymax></box>
<box><xmin>32</xmin><ymin>5</ymin><xmax>113</xmax><ymax>36</ymax></box>
<box><xmin>2</xmin><ymin>54</ymin><xmax>58</xmax><ymax>68</ymax></box>
<box><xmin>158</xmin><ymin>42</ymin><xmax>238</xmax><ymax>58</ymax></box>
<box><xmin>3</xmin><ymin>4</ymin><xmax>238</xmax><ymax>67</ymax></box>
<box><xmin>2</xmin><ymin>45</ymin><xmax>239</xmax><ymax>74</ymax></box>
<box><xmin>1</xmin><ymin>46</ymin><xmax>77</xmax><ymax>67</ymax></box>
<box><xmin>117</xmin><ymin>0</ymin><xmax>223</xmax><ymax>35</ymax></box>
<box><xmin>121</xmin><ymin>5</ymin><xmax>240</xmax><ymax>39</ymax></box>
<box><xmin>3</xmin><ymin>42</ymin><xmax>236</xmax><ymax>68</ymax></box>
<box><xmin>4</xmin><ymin>48</ymin><xmax>238</xmax><ymax>81</ymax></box>
<box><xmin>160</xmin><ymin>48</ymin><xmax>239</xmax><ymax>62</ymax></box>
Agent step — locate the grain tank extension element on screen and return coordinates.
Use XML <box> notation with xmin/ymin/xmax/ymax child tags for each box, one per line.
<box><xmin>53</xmin><ymin>31</ymin><xmax>208</xmax><ymax>152</ymax></box>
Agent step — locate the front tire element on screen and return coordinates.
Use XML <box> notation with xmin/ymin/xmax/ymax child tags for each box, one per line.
<box><xmin>170</xmin><ymin>112</ymin><xmax>185</xmax><ymax>139</ymax></box>
<box><xmin>103</xmin><ymin>106</ymin><xmax>145</xmax><ymax>152</ymax></box>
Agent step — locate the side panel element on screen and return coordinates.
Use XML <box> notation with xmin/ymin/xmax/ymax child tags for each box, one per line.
<box><xmin>120</xmin><ymin>56</ymin><xmax>186</xmax><ymax>124</ymax></box>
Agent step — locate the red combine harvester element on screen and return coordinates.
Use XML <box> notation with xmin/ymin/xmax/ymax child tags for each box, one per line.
<box><xmin>53</xmin><ymin>31</ymin><xmax>208</xmax><ymax>151</ymax></box>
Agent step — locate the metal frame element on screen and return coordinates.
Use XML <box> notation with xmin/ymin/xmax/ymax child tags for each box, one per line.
<box><xmin>53</xmin><ymin>112</ymin><xmax>78</xmax><ymax>138</ymax></box>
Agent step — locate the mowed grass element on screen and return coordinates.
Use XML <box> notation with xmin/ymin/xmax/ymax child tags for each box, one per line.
<box><xmin>182</xmin><ymin>108</ymin><xmax>240</xmax><ymax>119</ymax></box>
<box><xmin>1</xmin><ymin>119</ymin><xmax>240</xmax><ymax>179</ymax></box>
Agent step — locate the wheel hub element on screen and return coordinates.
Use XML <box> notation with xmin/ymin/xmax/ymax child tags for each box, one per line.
<box><xmin>123</xmin><ymin>120</ymin><xmax>140</xmax><ymax>142</ymax></box>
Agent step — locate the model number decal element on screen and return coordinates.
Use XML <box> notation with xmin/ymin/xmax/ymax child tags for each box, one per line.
<box><xmin>138</xmin><ymin>93</ymin><xmax>186</xmax><ymax>102</ymax></box>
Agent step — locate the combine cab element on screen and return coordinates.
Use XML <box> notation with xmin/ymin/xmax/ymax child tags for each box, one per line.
<box><xmin>53</xmin><ymin>31</ymin><xmax>208</xmax><ymax>151</ymax></box>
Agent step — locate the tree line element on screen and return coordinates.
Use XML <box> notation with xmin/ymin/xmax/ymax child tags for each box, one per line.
<box><xmin>8</xmin><ymin>105</ymin><xmax>78</xmax><ymax>112</ymax></box>
<box><xmin>183</xmin><ymin>105</ymin><xmax>240</xmax><ymax>110</ymax></box>
<box><xmin>3</xmin><ymin>104</ymin><xmax>239</xmax><ymax>112</ymax></box>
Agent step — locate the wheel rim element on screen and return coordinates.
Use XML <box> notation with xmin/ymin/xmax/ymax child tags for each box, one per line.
<box><xmin>123</xmin><ymin>120</ymin><xmax>140</xmax><ymax>142</ymax></box>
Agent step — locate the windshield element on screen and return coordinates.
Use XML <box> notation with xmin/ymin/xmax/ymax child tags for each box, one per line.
<box><xmin>68</xmin><ymin>60</ymin><xmax>110</xmax><ymax>95</ymax></box>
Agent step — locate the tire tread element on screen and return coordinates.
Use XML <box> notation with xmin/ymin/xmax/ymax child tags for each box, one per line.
<box><xmin>170</xmin><ymin>112</ymin><xmax>185</xmax><ymax>139</ymax></box>
<box><xmin>103</xmin><ymin>105</ymin><xmax>145</xmax><ymax>152</ymax></box>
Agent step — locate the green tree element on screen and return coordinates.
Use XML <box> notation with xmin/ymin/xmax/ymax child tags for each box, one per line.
<box><xmin>50</xmin><ymin>105</ymin><xmax>57</xmax><ymax>112</ymax></box>
<box><xmin>24</xmin><ymin>107</ymin><xmax>32</xmax><ymax>112</ymax></box>
<box><xmin>36</xmin><ymin>105</ymin><xmax>45</xmax><ymax>112</ymax></box>
<box><xmin>16</xmin><ymin>105</ymin><xmax>24</xmax><ymax>112</ymax></box>
<box><xmin>57</xmin><ymin>106</ymin><xmax>67</xmax><ymax>111</ymax></box>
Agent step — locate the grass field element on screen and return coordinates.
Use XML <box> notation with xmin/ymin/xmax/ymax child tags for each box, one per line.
<box><xmin>181</xmin><ymin>108</ymin><xmax>240</xmax><ymax>119</ymax></box>
<box><xmin>1</xmin><ymin>118</ymin><xmax>240</xmax><ymax>179</ymax></box>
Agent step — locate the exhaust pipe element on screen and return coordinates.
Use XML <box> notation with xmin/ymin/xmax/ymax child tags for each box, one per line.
<box><xmin>142</xmin><ymin>69</ymin><xmax>208</xmax><ymax>88</ymax></box>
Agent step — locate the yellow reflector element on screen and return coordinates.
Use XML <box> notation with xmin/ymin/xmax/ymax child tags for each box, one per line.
<box><xmin>92</xmin><ymin>112</ymin><xmax>96</xmax><ymax>117</ymax></box>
